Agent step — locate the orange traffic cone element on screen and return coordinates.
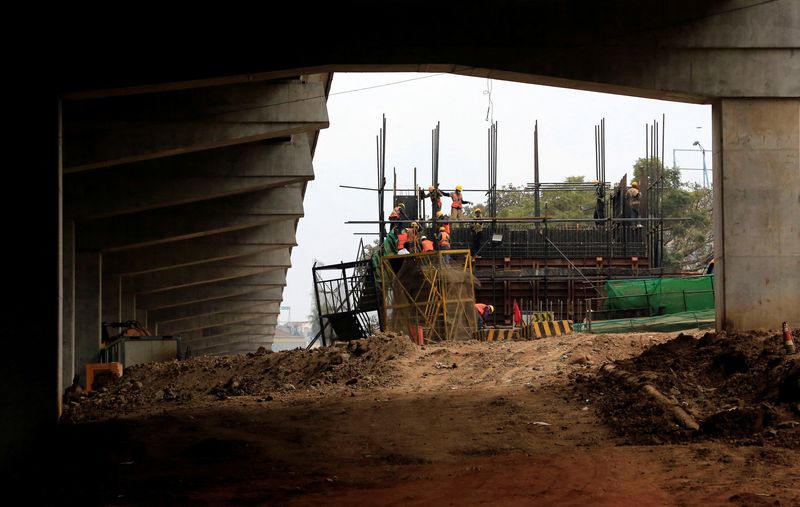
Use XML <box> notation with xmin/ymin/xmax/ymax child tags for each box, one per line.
<box><xmin>783</xmin><ymin>322</ymin><xmax>796</xmax><ymax>355</ymax></box>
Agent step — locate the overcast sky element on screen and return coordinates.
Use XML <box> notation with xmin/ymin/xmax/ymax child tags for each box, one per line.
<box><xmin>280</xmin><ymin>72</ymin><xmax>713</xmax><ymax>323</ymax></box>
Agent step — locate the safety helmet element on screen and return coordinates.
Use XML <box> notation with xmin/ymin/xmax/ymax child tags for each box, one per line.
<box><xmin>397</xmin><ymin>202</ymin><xmax>405</xmax><ymax>208</ymax></box>
<box><xmin>421</xmin><ymin>235</ymin><xmax>428</xmax><ymax>240</ymax></box>
<box><xmin>489</xmin><ymin>305</ymin><xmax>495</xmax><ymax>313</ymax></box>
<box><xmin>631</xmin><ymin>181</ymin><xmax>638</xmax><ymax>188</ymax></box>
<box><xmin>456</xmin><ymin>185</ymin><xmax>463</xmax><ymax>191</ymax></box>
<box><xmin>593</xmin><ymin>179</ymin><xmax>599</xmax><ymax>185</ymax></box>
<box><xmin>428</xmin><ymin>185</ymin><xmax>435</xmax><ymax>192</ymax></box>
<box><xmin>439</xmin><ymin>226</ymin><xmax>446</xmax><ymax>232</ymax></box>
<box><xmin>474</xmin><ymin>208</ymin><xmax>482</xmax><ymax>214</ymax></box>
<box><xmin>436</xmin><ymin>210</ymin><xmax>444</xmax><ymax>218</ymax></box>
<box><xmin>411</xmin><ymin>221</ymin><xmax>418</xmax><ymax>228</ymax></box>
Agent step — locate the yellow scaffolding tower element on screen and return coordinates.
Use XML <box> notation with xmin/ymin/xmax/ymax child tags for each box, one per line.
<box><xmin>380</xmin><ymin>249</ymin><xmax>477</xmax><ymax>342</ymax></box>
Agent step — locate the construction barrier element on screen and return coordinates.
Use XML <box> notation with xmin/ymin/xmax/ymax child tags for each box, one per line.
<box><xmin>477</xmin><ymin>320</ymin><xmax>574</xmax><ymax>341</ymax></box>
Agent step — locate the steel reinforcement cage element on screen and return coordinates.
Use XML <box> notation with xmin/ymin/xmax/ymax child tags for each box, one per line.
<box><xmin>380</xmin><ymin>249</ymin><xmax>477</xmax><ymax>342</ymax></box>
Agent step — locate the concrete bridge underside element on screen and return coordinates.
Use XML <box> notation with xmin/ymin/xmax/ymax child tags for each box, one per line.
<box><xmin>2</xmin><ymin>0</ymin><xmax>798</xmax><ymax>469</ymax></box>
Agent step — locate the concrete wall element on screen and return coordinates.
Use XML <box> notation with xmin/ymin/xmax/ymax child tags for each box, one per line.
<box><xmin>714</xmin><ymin>99</ymin><xmax>800</xmax><ymax>330</ymax></box>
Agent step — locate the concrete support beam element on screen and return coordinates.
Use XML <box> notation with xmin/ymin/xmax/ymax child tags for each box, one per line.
<box><xmin>157</xmin><ymin>308</ymin><xmax>279</xmax><ymax>335</ymax></box>
<box><xmin>124</xmin><ymin>251</ymin><xmax>291</xmax><ymax>294</ymax></box>
<box><xmin>148</xmin><ymin>288</ymin><xmax>284</xmax><ymax>323</ymax></box>
<box><xmin>135</xmin><ymin>271</ymin><xmax>287</xmax><ymax>310</ymax></box>
<box><xmin>63</xmin><ymin>80</ymin><xmax>328</xmax><ymax>171</ymax></box>
<box><xmin>713</xmin><ymin>99</ymin><xmax>800</xmax><ymax>330</ymax></box>
<box><xmin>179</xmin><ymin>315</ymin><xmax>279</xmax><ymax>340</ymax></box>
<box><xmin>77</xmin><ymin>185</ymin><xmax>304</xmax><ymax>252</ymax></box>
<box><xmin>65</xmin><ymin>138</ymin><xmax>313</xmax><ymax>219</ymax></box>
<box><xmin>183</xmin><ymin>326</ymin><xmax>277</xmax><ymax>344</ymax></box>
<box><xmin>62</xmin><ymin>221</ymin><xmax>75</xmax><ymax>389</ymax></box>
<box><xmin>74</xmin><ymin>251</ymin><xmax>101</xmax><ymax>383</ymax></box>
<box><xmin>103</xmin><ymin>222</ymin><xmax>297</xmax><ymax>275</ymax></box>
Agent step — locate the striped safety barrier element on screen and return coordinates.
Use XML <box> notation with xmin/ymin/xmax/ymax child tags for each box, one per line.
<box><xmin>477</xmin><ymin>320</ymin><xmax>574</xmax><ymax>341</ymax></box>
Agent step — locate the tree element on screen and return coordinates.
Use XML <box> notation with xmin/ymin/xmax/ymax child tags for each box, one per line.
<box><xmin>632</xmin><ymin>157</ymin><xmax>713</xmax><ymax>272</ymax></box>
<box><xmin>478</xmin><ymin>176</ymin><xmax>596</xmax><ymax>219</ymax></box>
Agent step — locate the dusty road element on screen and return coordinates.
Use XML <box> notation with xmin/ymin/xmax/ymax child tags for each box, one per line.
<box><xmin>43</xmin><ymin>332</ymin><xmax>800</xmax><ymax>506</ymax></box>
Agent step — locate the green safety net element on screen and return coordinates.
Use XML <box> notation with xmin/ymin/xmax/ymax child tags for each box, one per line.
<box><xmin>603</xmin><ymin>275</ymin><xmax>714</xmax><ymax>315</ymax></box>
<box><xmin>574</xmin><ymin>308</ymin><xmax>715</xmax><ymax>334</ymax></box>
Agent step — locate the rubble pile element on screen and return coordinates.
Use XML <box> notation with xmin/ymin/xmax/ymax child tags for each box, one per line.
<box><xmin>63</xmin><ymin>333</ymin><xmax>416</xmax><ymax>422</ymax></box>
<box><xmin>587</xmin><ymin>329</ymin><xmax>800</xmax><ymax>447</ymax></box>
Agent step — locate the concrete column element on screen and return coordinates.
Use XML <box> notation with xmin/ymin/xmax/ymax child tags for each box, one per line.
<box><xmin>75</xmin><ymin>250</ymin><xmax>102</xmax><ymax>384</ymax></box>
<box><xmin>102</xmin><ymin>273</ymin><xmax>122</xmax><ymax>324</ymax></box>
<box><xmin>62</xmin><ymin>220</ymin><xmax>75</xmax><ymax>389</ymax></box>
<box><xmin>713</xmin><ymin>99</ymin><xmax>800</xmax><ymax>331</ymax></box>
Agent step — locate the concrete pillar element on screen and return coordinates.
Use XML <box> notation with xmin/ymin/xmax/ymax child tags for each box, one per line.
<box><xmin>62</xmin><ymin>220</ymin><xmax>75</xmax><ymax>389</ymax></box>
<box><xmin>75</xmin><ymin>250</ymin><xmax>102</xmax><ymax>384</ymax></box>
<box><xmin>713</xmin><ymin>99</ymin><xmax>800</xmax><ymax>331</ymax></box>
<box><xmin>102</xmin><ymin>273</ymin><xmax>122</xmax><ymax>324</ymax></box>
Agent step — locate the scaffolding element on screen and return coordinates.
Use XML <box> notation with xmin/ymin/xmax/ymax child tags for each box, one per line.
<box><xmin>380</xmin><ymin>249</ymin><xmax>477</xmax><ymax>342</ymax></box>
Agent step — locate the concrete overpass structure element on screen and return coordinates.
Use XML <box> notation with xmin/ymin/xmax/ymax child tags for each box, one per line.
<box><xmin>3</xmin><ymin>0</ymin><xmax>798</xmax><ymax>470</ymax></box>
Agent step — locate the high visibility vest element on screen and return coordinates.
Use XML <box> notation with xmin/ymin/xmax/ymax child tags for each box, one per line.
<box><xmin>421</xmin><ymin>239</ymin><xmax>434</xmax><ymax>252</ymax></box>
<box><xmin>442</xmin><ymin>223</ymin><xmax>450</xmax><ymax>235</ymax></box>
<box><xmin>438</xmin><ymin>231</ymin><xmax>450</xmax><ymax>248</ymax></box>
<box><xmin>475</xmin><ymin>304</ymin><xmax>489</xmax><ymax>318</ymax></box>
<box><xmin>451</xmin><ymin>192</ymin><xmax>463</xmax><ymax>209</ymax></box>
<box><xmin>397</xmin><ymin>232</ymin><xmax>408</xmax><ymax>250</ymax></box>
<box><xmin>407</xmin><ymin>228</ymin><xmax>420</xmax><ymax>246</ymax></box>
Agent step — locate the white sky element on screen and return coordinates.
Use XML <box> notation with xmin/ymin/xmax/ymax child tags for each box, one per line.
<box><xmin>280</xmin><ymin>72</ymin><xmax>712</xmax><ymax>323</ymax></box>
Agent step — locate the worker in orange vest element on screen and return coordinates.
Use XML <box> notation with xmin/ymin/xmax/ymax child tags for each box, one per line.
<box><xmin>437</xmin><ymin>226</ymin><xmax>450</xmax><ymax>249</ymax></box>
<box><xmin>450</xmin><ymin>185</ymin><xmax>472</xmax><ymax>220</ymax></box>
<box><xmin>474</xmin><ymin>303</ymin><xmax>495</xmax><ymax>328</ymax></box>
<box><xmin>436</xmin><ymin>210</ymin><xmax>450</xmax><ymax>235</ymax></box>
<box><xmin>388</xmin><ymin>202</ymin><xmax>409</xmax><ymax>232</ymax></box>
<box><xmin>421</xmin><ymin>235</ymin><xmax>434</xmax><ymax>252</ymax></box>
<box><xmin>406</xmin><ymin>221</ymin><xmax>421</xmax><ymax>251</ymax></box>
<box><xmin>420</xmin><ymin>184</ymin><xmax>449</xmax><ymax>216</ymax></box>
<box><xmin>397</xmin><ymin>228</ymin><xmax>409</xmax><ymax>253</ymax></box>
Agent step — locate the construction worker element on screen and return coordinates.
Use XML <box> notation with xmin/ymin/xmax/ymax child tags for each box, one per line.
<box><xmin>383</xmin><ymin>228</ymin><xmax>398</xmax><ymax>256</ymax></box>
<box><xmin>450</xmin><ymin>185</ymin><xmax>472</xmax><ymax>220</ymax></box>
<box><xmin>436</xmin><ymin>210</ymin><xmax>451</xmax><ymax>235</ymax></box>
<box><xmin>396</xmin><ymin>228</ymin><xmax>409</xmax><ymax>253</ymax></box>
<box><xmin>474</xmin><ymin>303</ymin><xmax>495</xmax><ymax>329</ymax></box>
<box><xmin>471</xmin><ymin>208</ymin><xmax>484</xmax><ymax>257</ymax></box>
<box><xmin>593</xmin><ymin>179</ymin><xmax>606</xmax><ymax>226</ymax></box>
<box><xmin>437</xmin><ymin>226</ymin><xmax>451</xmax><ymax>249</ymax></box>
<box><xmin>406</xmin><ymin>221</ymin><xmax>421</xmax><ymax>251</ymax></box>
<box><xmin>420</xmin><ymin>185</ymin><xmax>449</xmax><ymax>216</ymax></box>
<box><xmin>626</xmin><ymin>181</ymin><xmax>641</xmax><ymax>225</ymax></box>
<box><xmin>388</xmin><ymin>202</ymin><xmax>409</xmax><ymax>232</ymax></box>
<box><xmin>397</xmin><ymin>241</ymin><xmax>410</xmax><ymax>255</ymax></box>
<box><xmin>421</xmin><ymin>235</ymin><xmax>434</xmax><ymax>252</ymax></box>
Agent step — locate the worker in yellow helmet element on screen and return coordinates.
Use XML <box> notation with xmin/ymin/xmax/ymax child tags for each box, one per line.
<box><xmin>471</xmin><ymin>207</ymin><xmax>484</xmax><ymax>257</ymax></box>
<box><xmin>626</xmin><ymin>181</ymin><xmax>641</xmax><ymax>226</ymax></box>
<box><xmin>474</xmin><ymin>303</ymin><xmax>495</xmax><ymax>329</ymax></box>
<box><xmin>450</xmin><ymin>184</ymin><xmax>472</xmax><ymax>220</ymax></box>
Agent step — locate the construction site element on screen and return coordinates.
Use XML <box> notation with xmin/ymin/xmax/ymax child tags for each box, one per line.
<box><xmin>4</xmin><ymin>4</ymin><xmax>799</xmax><ymax>506</ymax></box>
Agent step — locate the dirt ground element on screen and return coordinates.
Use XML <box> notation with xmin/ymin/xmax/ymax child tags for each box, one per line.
<box><xmin>39</xmin><ymin>330</ymin><xmax>800</xmax><ymax>506</ymax></box>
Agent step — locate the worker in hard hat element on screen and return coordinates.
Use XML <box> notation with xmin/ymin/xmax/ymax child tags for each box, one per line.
<box><xmin>593</xmin><ymin>179</ymin><xmax>605</xmax><ymax>226</ymax></box>
<box><xmin>626</xmin><ymin>181</ymin><xmax>641</xmax><ymax>226</ymax></box>
<box><xmin>471</xmin><ymin>207</ymin><xmax>484</xmax><ymax>257</ymax></box>
<box><xmin>436</xmin><ymin>210</ymin><xmax>450</xmax><ymax>235</ymax></box>
<box><xmin>420</xmin><ymin>235</ymin><xmax>434</xmax><ymax>252</ymax></box>
<box><xmin>450</xmin><ymin>185</ymin><xmax>472</xmax><ymax>220</ymax></box>
<box><xmin>419</xmin><ymin>184</ymin><xmax>449</xmax><ymax>217</ymax></box>
<box><xmin>474</xmin><ymin>303</ymin><xmax>495</xmax><ymax>329</ymax></box>
<box><xmin>388</xmin><ymin>202</ymin><xmax>409</xmax><ymax>233</ymax></box>
<box><xmin>406</xmin><ymin>221</ymin><xmax>421</xmax><ymax>251</ymax></box>
<box><xmin>437</xmin><ymin>226</ymin><xmax>451</xmax><ymax>263</ymax></box>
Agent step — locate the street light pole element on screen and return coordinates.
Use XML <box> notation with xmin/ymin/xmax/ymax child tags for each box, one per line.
<box><xmin>693</xmin><ymin>141</ymin><xmax>708</xmax><ymax>188</ymax></box>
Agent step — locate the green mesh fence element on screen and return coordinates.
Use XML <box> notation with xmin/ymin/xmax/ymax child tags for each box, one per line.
<box><xmin>574</xmin><ymin>308</ymin><xmax>715</xmax><ymax>334</ymax></box>
<box><xmin>603</xmin><ymin>275</ymin><xmax>714</xmax><ymax>315</ymax></box>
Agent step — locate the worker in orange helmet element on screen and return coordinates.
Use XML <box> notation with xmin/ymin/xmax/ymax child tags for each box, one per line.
<box><xmin>474</xmin><ymin>303</ymin><xmax>495</xmax><ymax>329</ymax></box>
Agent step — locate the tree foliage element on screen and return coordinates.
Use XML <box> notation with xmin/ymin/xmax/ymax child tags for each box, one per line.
<box><xmin>473</xmin><ymin>165</ymin><xmax>713</xmax><ymax>272</ymax></box>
